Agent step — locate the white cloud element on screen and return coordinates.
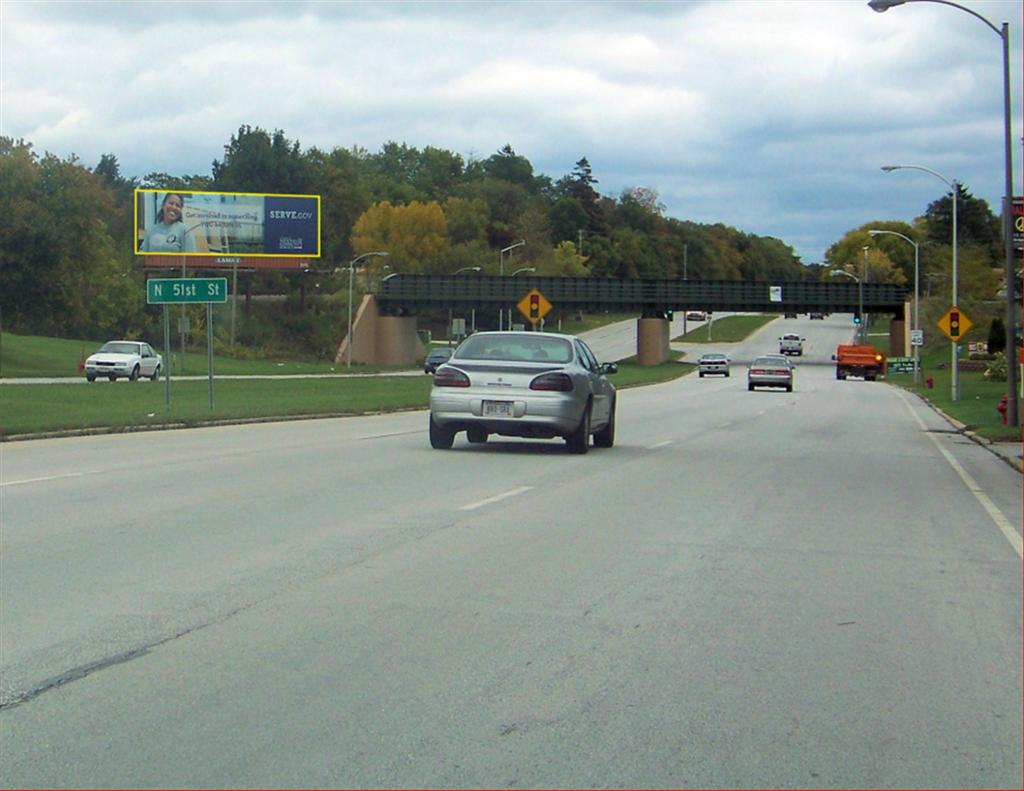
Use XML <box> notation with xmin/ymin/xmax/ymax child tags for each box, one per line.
<box><xmin>1</xmin><ymin>0</ymin><xmax>1020</xmax><ymax>263</ymax></box>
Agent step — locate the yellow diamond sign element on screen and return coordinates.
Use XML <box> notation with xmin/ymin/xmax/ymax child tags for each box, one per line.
<box><xmin>517</xmin><ymin>288</ymin><xmax>552</xmax><ymax>326</ymax></box>
<box><xmin>937</xmin><ymin>306</ymin><xmax>972</xmax><ymax>341</ymax></box>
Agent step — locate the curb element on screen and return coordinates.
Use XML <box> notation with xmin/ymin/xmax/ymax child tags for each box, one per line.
<box><xmin>1</xmin><ymin>408</ymin><xmax>427</xmax><ymax>443</ymax></box>
<box><xmin>909</xmin><ymin>389</ymin><xmax>1023</xmax><ymax>473</ymax></box>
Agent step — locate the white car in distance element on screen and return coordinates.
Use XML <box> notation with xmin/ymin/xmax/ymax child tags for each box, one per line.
<box><xmin>85</xmin><ymin>341</ymin><xmax>162</xmax><ymax>382</ymax></box>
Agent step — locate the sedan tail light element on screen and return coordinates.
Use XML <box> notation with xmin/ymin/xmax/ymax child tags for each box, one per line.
<box><xmin>530</xmin><ymin>372</ymin><xmax>574</xmax><ymax>391</ymax></box>
<box><xmin>433</xmin><ymin>367</ymin><xmax>470</xmax><ymax>388</ymax></box>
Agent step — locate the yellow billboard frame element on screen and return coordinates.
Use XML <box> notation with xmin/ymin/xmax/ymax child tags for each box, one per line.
<box><xmin>134</xmin><ymin>188</ymin><xmax>321</xmax><ymax>258</ymax></box>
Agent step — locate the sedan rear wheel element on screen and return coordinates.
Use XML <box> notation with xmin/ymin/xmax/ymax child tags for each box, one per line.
<box><xmin>150</xmin><ymin>365</ymin><xmax>161</xmax><ymax>381</ymax></box>
<box><xmin>429</xmin><ymin>413</ymin><xmax>455</xmax><ymax>449</ymax></box>
<box><xmin>593</xmin><ymin>399</ymin><xmax>615</xmax><ymax>449</ymax></box>
<box><xmin>566</xmin><ymin>404</ymin><xmax>591</xmax><ymax>455</ymax></box>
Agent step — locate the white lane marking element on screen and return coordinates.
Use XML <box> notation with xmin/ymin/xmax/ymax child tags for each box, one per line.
<box><xmin>458</xmin><ymin>486</ymin><xmax>534</xmax><ymax>512</ymax></box>
<box><xmin>647</xmin><ymin>441</ymin><xmax>673</xmax><ymax>450</ymax></box>
<box><xmin>1</xmin><ymin>471</ymin><xmax>94</xmax><ymax>487</ymax></box>
<box><xmin>897</xmin><ymin>391</ymin><xmax>1023</xmax><ymax>559</ymax></box>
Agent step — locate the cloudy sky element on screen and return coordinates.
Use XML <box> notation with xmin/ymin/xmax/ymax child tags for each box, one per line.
<box><xmin>2</xmin><ymin>0</ymin><xmax>1021</xmax><ymax>264</ymax></box>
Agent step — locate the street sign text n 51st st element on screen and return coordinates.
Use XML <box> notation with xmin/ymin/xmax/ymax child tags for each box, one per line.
<box><xmin>147</xmin><ymin>278</ymin><xmax>228</xmax><ymax>304</ymax></box>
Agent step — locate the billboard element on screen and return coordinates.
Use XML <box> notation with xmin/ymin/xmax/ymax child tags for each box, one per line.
<box><xmin>135</xmin><ymin>189</ymin><xmax>320</xmax><ymax>258</ymax></box>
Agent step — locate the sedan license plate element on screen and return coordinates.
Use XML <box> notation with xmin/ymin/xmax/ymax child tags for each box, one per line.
<box><xmin>482</xmin><ymin>400</ymin><xmax>513</xmax><ymax>417</ymax></box>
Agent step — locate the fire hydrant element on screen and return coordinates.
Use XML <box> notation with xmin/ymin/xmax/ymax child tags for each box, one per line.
<box><xmin>997</xmin><ymin>394</ymin><xmax>1009</xmax><ymax>425</ymax></box>
<box><xmin>926</xmin><ymin>376</ymin><xmax>934</xmax><ymax>389</ymax></box>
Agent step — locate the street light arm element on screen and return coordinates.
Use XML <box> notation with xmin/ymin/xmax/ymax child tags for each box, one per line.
<box><xmin>881</xmin><ymin>164</ymin><xmax>955</xmax><ymax>190</ymax></box>
<box><xmin>868</xmin><ymin>229</ymin><xmax>917</xmax><ymax>248</ymax></box>
<box><xmin>350</xmin><ymin>250</ymin><xmax>389</xmax><ymax>267</ymax></box>
<box><xmin>868</xmin><ymin>0</ymin><xmax>1002</xmax><ymax>37</ymax></box>
<box><xmin>500</xmin><ymin>240</ymin><xmax>526</xmax><ymax>255</ymax></box>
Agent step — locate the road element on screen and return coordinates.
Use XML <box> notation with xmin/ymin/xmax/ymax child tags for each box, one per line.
<box><xmin>1</xmin><ymin>315</ymin><xmax>1021</xmax><ymax>789</ymax></box>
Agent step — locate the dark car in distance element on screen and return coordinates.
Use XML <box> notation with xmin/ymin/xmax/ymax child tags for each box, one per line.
<box><xmin>424</xmin><ymin>347</ymin><xmax>454</xmax><ymax>374</ymax></box>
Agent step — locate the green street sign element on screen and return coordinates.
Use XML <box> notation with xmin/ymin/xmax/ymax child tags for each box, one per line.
<box><xmin>887</xmin><ymin>356</ymin><xmax>917</xmax><ymax>374</ymax></box>
<box><xmin>147</xmin><ymin>278</ymin><xmax>228</xmax><ymax>304</ymax></box>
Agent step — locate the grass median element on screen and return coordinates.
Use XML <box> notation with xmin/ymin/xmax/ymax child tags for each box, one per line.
<box><xmin>672</xmin><ymin>314</ymin><xmax>777</xmax><ymax>343</ymax></box>
<box><xmin>0</xmin><ymin>358</ymin><xmax>692</xmax><ymax>438</ymax></box>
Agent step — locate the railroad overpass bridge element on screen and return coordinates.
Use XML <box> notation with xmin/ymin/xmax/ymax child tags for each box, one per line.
<box><xmin>338</xmin><ymin>275</ymin><xmax>910</xmax><ymax>366</ymax></box>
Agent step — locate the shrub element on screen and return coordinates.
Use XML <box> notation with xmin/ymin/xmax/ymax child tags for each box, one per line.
<box><xmin>984</xmin><ymin>352</ymin><xmax>1008</xmax><ymax>382</ymax></box>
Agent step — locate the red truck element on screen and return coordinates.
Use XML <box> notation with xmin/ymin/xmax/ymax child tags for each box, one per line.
<box><xmin>833</xmin><ymin>344</ymin><xmax>886</xmax><ymax>381</ymax></box>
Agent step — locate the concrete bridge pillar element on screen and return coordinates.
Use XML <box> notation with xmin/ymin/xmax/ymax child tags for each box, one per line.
<box><xmin>637</xmin><ymin>317</ymin><xmax>670</xmax><ymax>365</ymax></box>
<box><xmin>335</xmin><ymin>295</ymin><xmax>425</xmax><ymax>367</ymax></box>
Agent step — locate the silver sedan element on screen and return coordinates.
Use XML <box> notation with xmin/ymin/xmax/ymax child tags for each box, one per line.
<box><xmin>747</xmin><ymin>355</ymin><xmax>794</xmax><ymax>392</ymax></box>
<box><xmin>428</xmin><ymin>331</ymin><xmax>617</xmax><ymax>453</ymax></box>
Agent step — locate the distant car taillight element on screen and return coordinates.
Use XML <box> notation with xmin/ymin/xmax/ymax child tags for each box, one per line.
<box><xmin>433</xmin><ymin>367</ymin><xmax>470</xmax><ymax>388</ymax></box>
<box><xmin>530</xmin><ymin>372</ymin><xmax>574</xmax><ymax>391</ymax></box>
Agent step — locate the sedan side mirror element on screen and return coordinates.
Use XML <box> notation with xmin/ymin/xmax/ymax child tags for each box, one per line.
<box><xmin>601</xmin><ymin>362</ymin><xmax>618</xmax><ymax>375</ymax></box>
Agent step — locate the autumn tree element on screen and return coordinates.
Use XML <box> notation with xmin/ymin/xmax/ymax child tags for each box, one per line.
<box><xmin>350</xmin><ymin>201</ymin><xmax>449</xmax><ymax>273</ymax></box>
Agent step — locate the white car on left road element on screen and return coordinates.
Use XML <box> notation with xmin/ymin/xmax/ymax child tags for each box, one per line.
<box><xmin>85</xmin><ymin>341</ymin><xmax>162</xmax><ymax>382</ymax></box>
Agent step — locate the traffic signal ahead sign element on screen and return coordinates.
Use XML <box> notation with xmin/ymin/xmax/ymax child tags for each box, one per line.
<box><xmin>937</xmin><ymin>306</ymin><xmax>972</xmax><ymax>341</ymax></box>
<box><xmin>516</xmin><ymin>288</ymin><xmax>552</xmax><ymax>326</ymax></box>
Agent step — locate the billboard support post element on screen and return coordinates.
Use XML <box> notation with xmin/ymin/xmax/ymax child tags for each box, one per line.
<box><xmin>163</xmin><ymin>304</ymin><xmax>171</xmax><ymax>412</ymax></box>
<box><xmin>207</xmin><ymin>302</ymin><xmax>215</xmax><ymax>411</ymax></box>
<box><xmin>231</xmin><ymin>263</ymin><xmax>238</xmax><ymax>347</ymax></box>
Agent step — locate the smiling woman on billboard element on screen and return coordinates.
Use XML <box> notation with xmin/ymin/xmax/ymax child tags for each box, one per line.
<box><xmin>139</xmin><ymin>192</ymin><xmax>198</xmax><ymax>253</ymax></box>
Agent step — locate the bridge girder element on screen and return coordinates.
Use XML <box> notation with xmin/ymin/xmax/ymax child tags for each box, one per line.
<box><xmin>376</xmin><ymin>275</ymin><xmax>908</xmax><ymax>317</ymax></box>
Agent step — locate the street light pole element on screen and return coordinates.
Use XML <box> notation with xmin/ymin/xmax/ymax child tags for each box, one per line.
<box><xmin>343</xmin><ymin>251</ymin><xmax>388</xmax><ymax>369</ymax></box>
<box><xmin>862</xmin><ymin>246</ymin><xmax>870</xmax><ymax>344</ymax></box>
<box><xmin>508</xmin><ymin>267</ymin><xmax>536</xmax><ymax>330</ymax></box>
<box><xmin>829</xmin><ymin>269</ymin><xmax>863</xmax><ymax>341</ymax></box>
<box><xmin>870</xmin><ymin>229</ymin><xmax>921</xmax><ymax>384</ymax></box>
<box><xmin>882</xmin><ymin>164</ymin><xmax>960</xmax><ymax>400</ymax></box>
<box><xmin>498</xmin><ymin>240</ymin><xmax>525</xmax><ymax>330</ymax></box>
<box><xmin>449</xmin><ymin>267</ymin><xmax>481</xmax><ymax>344</ymax></box>
<box><xmin>869</xmin><ymin>0</ymin><xmax>1017</xmax><ymax>420</ymax></box>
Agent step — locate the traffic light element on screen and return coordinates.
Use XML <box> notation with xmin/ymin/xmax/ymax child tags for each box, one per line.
<box><xmin>949</xmin><ymin>310</ymin><xmax>961</xmax><ymax>338</ymax></box>
<box><xmin>853</xmin><ymin>313</ymin><xmax>862</xmax><ymax>325</ymax></box>
<box><xmin>529</xmin><ymin>293</ymin><xmax>540</xmax><ymax>320</ymax></box>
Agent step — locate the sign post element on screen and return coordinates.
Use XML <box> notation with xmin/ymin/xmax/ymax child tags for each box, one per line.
<box><xmin>163</xmin><ymin>305</ymin><xmax>171</xmax><ymax>412</ymax></box>
<box><xmin>148</xmin><ymin>277</ymin><xmax>228</xmax><ymax>411</ymax></box>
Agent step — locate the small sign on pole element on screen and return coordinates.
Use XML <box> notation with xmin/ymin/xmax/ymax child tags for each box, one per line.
<box><xmin>147</xmin><ymin>277</ymin><xmax>226</xmax><ymax>412</ymax></box>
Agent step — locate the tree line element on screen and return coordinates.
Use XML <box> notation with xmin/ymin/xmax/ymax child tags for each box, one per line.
<box><xmin>0</xmin><ymin>126</ymin><xmax>1007</xmax><ymax>356</ymax></box>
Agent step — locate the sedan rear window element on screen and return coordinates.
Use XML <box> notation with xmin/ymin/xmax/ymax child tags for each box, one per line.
<box><xmin>456</xmin><ymin>335</ymin><xmax>574</xmax><ymax>363</ymax></box>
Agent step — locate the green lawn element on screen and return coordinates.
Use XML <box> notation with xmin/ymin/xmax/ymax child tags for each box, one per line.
<box><xmin>884</xmin><ymin>347</ymin><xmax>1020</xmax><ymax>442</ymax></box>
<box><xmin>0</xmin><ymin>336</ymin><xmax>693</xmax><ymax>437</ymax></box>
<box><xmin>5</xmin><ymin>322</ymin><xmax>1017</xmax><ymax>442</ymax></box>
<box><xmin>672</xmin><ymin>314</ymin><xmax>777</xmax><ymax>343</ymax></box>
<box><xmin>0</xmin><ymin>331</ymin><xmax>410</xmax><ymax>378</ymax></box>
